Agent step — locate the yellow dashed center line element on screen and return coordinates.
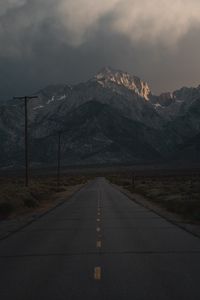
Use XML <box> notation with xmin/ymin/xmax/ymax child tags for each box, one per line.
<box><xmin>96</xmin><ymin>227</ymin><xmax>101</xmax><ymax>232</ymax></box>
<box><xmin>94</xmin><ymin>204</ymin><xmax>102</xmax><ymax>280</ymax></box>
<box><xmin>94</xmin><ymin>267</ymin><xmax>101</xmax><ymax>280</ymax></box>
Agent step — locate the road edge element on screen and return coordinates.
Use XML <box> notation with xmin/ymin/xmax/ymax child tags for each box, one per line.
<box><xmin>111</xmin><ymin>182</ymin><xmax>200</xmax><ymax>240</ymax></box>
<box><xmin>0</xmin><ymin>183</ymin><xmax>87</xmax><ymax>242</ymax></box>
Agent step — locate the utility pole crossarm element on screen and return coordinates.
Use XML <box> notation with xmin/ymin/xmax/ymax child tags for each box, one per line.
<box><xmin>14</xmin><ymin>96</ymin><xmax>38</xmax><ymax>100</ymax></box>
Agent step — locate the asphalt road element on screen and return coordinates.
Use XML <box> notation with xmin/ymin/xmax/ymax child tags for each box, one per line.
<box><xmin>0</xmin><ymin>177</ymin><xmax>200</xmax><ymax>300</ymax></box>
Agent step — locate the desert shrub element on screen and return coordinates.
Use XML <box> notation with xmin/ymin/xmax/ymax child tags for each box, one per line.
<box><xmin>120</xmin><ymin>180</ymin><xmax>130</xmax><ymax>186</ymax></box>
<box><xmin>0</xmin><ymin>202</ymin><xmax>14</xmax><ymax>215</ymax></box>
<box><xmin>193</xmin><ymin>212</ymin><xmax>200</xmax><ymax>221</ymax></box>
<box><xmin>23</xmin><ymin>197</ymin><xmax>38</xmax><ymax>208</ymax></box>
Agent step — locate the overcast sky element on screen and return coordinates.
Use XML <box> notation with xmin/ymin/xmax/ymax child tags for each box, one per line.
<box><xmin>0</xmin><ymin>0</ymin><xmax>200</xmax><ymax>99</ymax></box>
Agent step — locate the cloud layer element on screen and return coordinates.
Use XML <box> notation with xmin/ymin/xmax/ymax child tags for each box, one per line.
<box><xmin>0</xmin><ymin>0</ymin><xmax>27</xmax><ymax>16</ymax></box>
<box><xmin>112</xmin><ymin>0</ymin><xmax>200</xmax><ymax>45</ymax></box>
<box><xmin>0</xmin><ymin>0</ymin><xmax>200</xmax><ymax>98</ymax></box>
<box><xmin>1</xmin><ymin>0</ymin><xmax>200</xmax><ymax>55</ymax></box>
<box><xmin>58</xmin><ymin>0</ymin><xmax>200</xmax><ymax>46</ymax></box>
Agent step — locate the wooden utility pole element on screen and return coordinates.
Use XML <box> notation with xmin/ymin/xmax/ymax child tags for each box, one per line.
<box><xmin>132</xmin><ymin>171</ymin><xmax>136</xmax><ymax>189</ymax></box>
<box><xmin>14</xmin><ymin>96</ymin><xmax>38</xmax><ymax>187</ymax></box>
<box><xmin>57</xmin><ymin>131</ymin><xmax>62</xmax><ymax>191</ymax></box>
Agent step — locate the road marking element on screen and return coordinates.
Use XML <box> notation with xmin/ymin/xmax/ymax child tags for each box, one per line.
<box><xmin>97</xmin><ymin>212</ymin><xmax>101</xmax><ymax>216</ymax></box>
<box><xmin>94</xmin><ymin>267</ymin><xmax>101</xmax><ymax>280</ymax></box>
<box><xmin>96</xmin><ymin>218</ymin><xmax>100</xmax><ymax>222</ymax></box>
<box><xmin>97</xmin><ymin>241</ymin><xmax>102</xmax><ymax>248</ymax></box>
<box><xmin>96</xmin><ymin>227</ymin><xmax>101</xmax><ymax>232</ymax></box>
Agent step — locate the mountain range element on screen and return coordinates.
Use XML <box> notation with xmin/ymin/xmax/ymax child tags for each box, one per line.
<box><xmin>1</xmin><ymin>66</ymin><xmax>200</xmax><ymax>168</ymax></box>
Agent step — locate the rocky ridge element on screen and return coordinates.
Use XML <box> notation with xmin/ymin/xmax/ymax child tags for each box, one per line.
<box><xmin>0</xmin><ymin>67</ymin><xmax>200</xmax><ymax>167</ymax></box>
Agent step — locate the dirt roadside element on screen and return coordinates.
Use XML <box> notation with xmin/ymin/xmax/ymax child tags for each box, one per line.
<box><xmin>0</xmin><ymin>184</ymin><xmax>84</xmax><ymax>240</ymax></box>
<box><xmin>113</xmin><ymin>183</ymin><xmax>200</xmax><ymax>239</ymax></box>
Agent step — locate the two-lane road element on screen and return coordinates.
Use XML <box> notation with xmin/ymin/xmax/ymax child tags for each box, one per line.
<box><xmin>0</xmin><ymin>178</ymin><xmax>200</xmax><ymax>299</ymax></box>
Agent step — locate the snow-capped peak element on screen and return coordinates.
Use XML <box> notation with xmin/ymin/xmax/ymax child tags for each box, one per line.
<box><xmin>94</xmin><ymin>67</ymin><xmax>151</xmax><ymax>100</ymax></box>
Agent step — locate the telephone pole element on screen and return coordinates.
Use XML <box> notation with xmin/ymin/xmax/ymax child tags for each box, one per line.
<box><xmin>132</xmin><ymin>171</ymin><xmax>136</xmax><ymax>189</ymax></box>
<box><xmin>57</xmin><ymin>131</ymin><xmax>62</xmax><ymax>191</ymax></box>
<box><xmin>14</xmin><ymin>96</ymin><xmax>38</xmax><ymax>187</ymax></box>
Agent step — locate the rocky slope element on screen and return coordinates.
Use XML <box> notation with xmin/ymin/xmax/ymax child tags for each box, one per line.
<box><xmin>0</xmin><ymin>67</ymin><xmax>200</xmax><ymax>168</ymax></box>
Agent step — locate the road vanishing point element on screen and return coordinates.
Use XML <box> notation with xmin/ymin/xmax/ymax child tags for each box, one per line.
<box><xmin>0</xmin><ymin>178</ymin><xmax>200</xmax><ymax>299</ymax></box>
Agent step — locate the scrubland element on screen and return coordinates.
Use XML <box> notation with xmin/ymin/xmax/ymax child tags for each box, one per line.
<box><xmin>0</xmin><ymin>175</ymin><xmax>87</xmax><ymax>219</ymax></box>
<box><xmin>107</xmin><ymin>173</ymin><xmax>200</xmax><ymax>222</ymax></box>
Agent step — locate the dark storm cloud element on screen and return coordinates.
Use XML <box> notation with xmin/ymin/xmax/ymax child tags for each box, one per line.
<box><xmin>0</xmin><ymin>0</ymin><xmax>200</xmax><ymax>99</ymax></box>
